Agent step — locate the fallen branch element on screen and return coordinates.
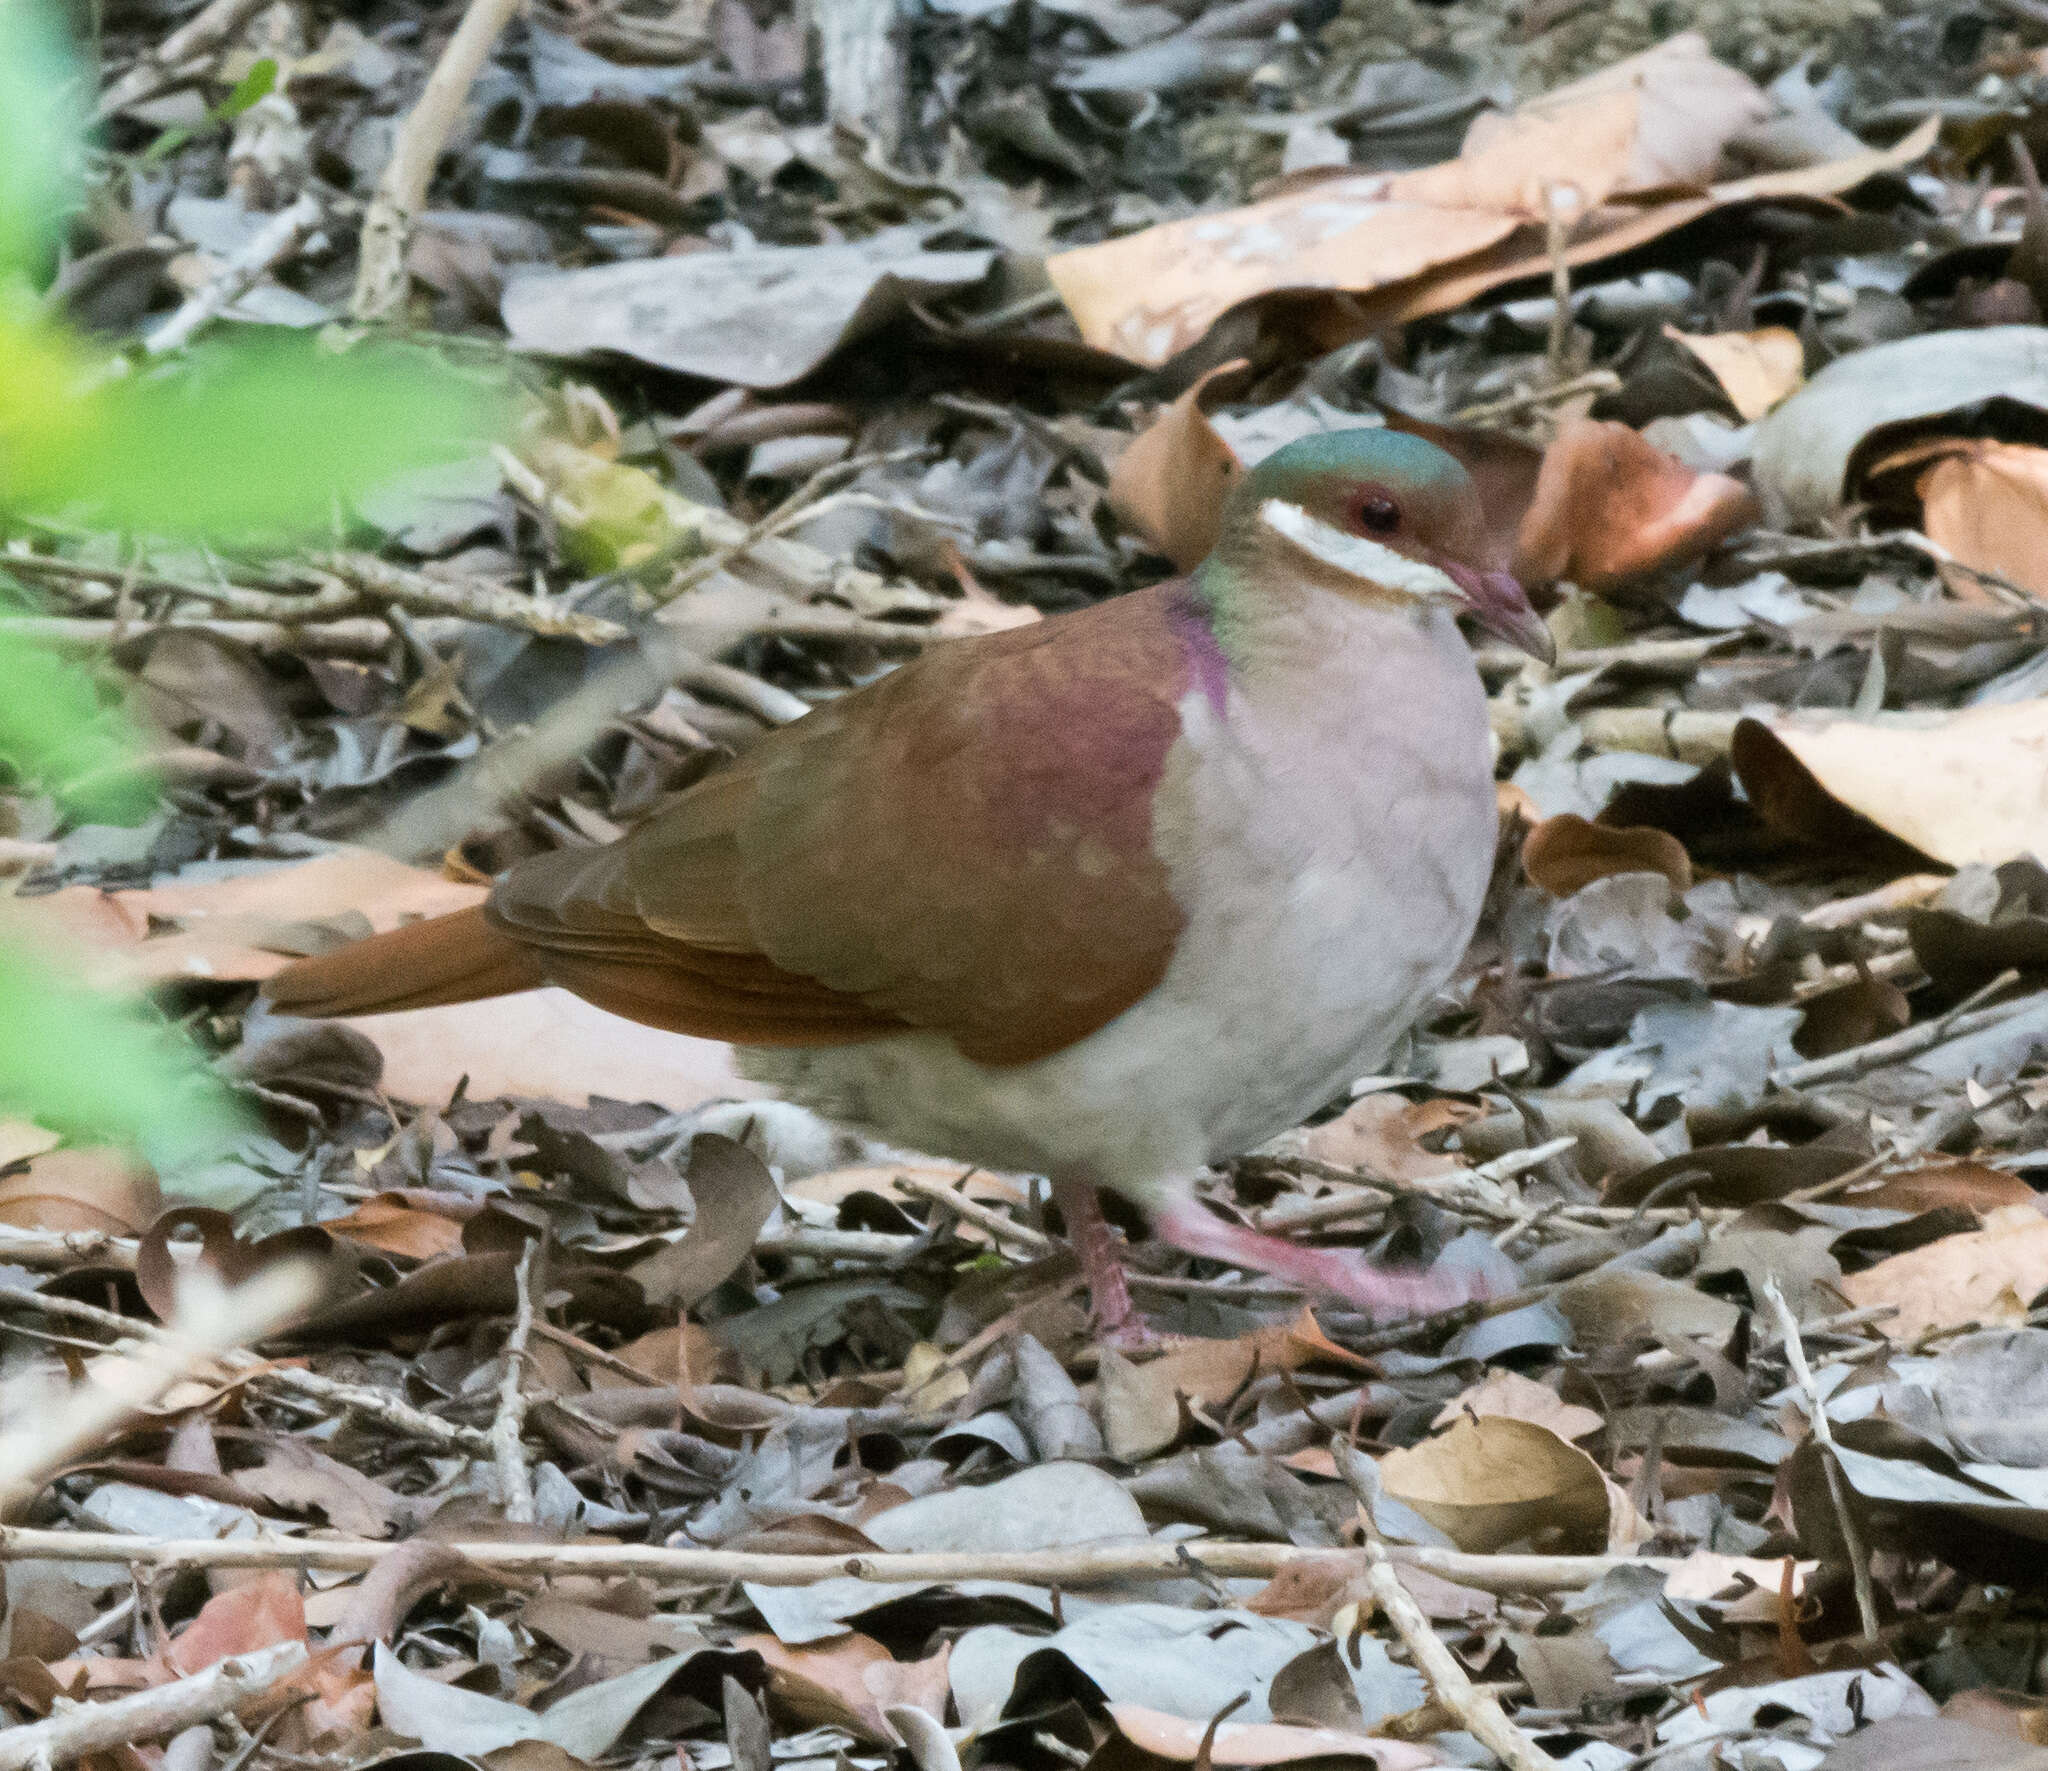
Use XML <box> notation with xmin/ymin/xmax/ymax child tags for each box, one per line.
<box><xmin>0</xmin><ymin>1640</ymin><xmax>307</xmax><ymax>1771</ymax></box>
<box><xmin>353</xmin><ymin>0</ymin><xmax>526</xmax><ymax>321</ymax></box>
<box><xmin>4</xmin><ymin>614</ymin><xmax>466</xmax><ymax>659</ymax></box>
<box><xmin>0</xmin><ymin>1526</ymin><xmax>1677</xmax><ymax>1593</ymax></box>
<box><xmin>1331</xmin><ymin>1440</ymin><xmax>1553</xmax><ymax>1771</ymax></box>
<box><xmin>307</xmin><ymin>553</ymin><xmax>629</xmax><ymax>645</ymax></box>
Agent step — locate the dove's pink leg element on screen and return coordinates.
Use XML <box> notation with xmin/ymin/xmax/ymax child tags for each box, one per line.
<box><xmin>1051</xmin><ymin>1177</ymin><xmax>1153</xmax><ymax>1349</ymax></box>
<box><xmin>1149</xmin><ymin>1197</ymin><xmax>1486</xmax><ymax>1321</ymax></box>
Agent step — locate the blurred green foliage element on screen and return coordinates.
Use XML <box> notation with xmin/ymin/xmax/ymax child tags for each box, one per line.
<box><xmin>0</xmin><ymin>0</ymin><xmax>506</xmax><ymax>1163</ymax></box>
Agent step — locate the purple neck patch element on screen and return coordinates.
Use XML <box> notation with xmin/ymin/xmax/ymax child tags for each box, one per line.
<box><xmin>1168</xmin><ymin>583</ymin><xmax>1231</xmax><ymax>717</ymax></box>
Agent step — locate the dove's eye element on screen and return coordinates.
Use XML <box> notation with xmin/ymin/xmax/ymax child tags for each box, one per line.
<box><xmin>1354</xmin><ymin>493</ymin><xmax>1401</xmax><ymax>534</ymax></box>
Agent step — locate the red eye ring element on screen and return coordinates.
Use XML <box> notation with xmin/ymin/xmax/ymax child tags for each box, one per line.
<box><xmin>1356</xmin><ymin>494</ymin><xmax>1401</xmax><ymax>534</ymax></box>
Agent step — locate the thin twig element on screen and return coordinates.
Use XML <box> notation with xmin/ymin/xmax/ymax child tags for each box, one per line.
<box><xmin>0</xmin><ymin>1286</ymin><xmax>492</xmax><ymax>1454</ymax></box>
<box><xmin>93</xmin><ymin>0</ymin><xmax>276</xmax><ymax>119</ymax></box>
<box><xmin>1769</xmin><ymin>972</ymin><xmax>2034</xmax><ymax>1091</ymax></box>
<box><xmin>1760</xmin><ymin>1277</ymin><xmax>1880</xmax><ymax>1645</ymax></box>
<box><xmin>0</xmin><ymin>1640</ymin><xmax>308</xmax><ymax>1771</ymax></box>
<box><xmin>492</xmin><ymin>1242</ymin><xmax>539</xmax><ymax>1524</ymax></box>
<box><xmin>886</xmin><ymin>1171</ymin><xmax>1057</xmax><ymax>1254</ymax></box>
<box><xmin>143</xmin><ymin>193</ymin><xmax>323</xmax><ymax>357</ymax></box>
<box><xmin>307</xmin><ymin>553</ymin><xmax>629</xmax><ymax>645</ymax></box>
<box><xmin>1329</xmin><ymin>1439</ymin><xmax>1553</xmax><ymax>1771</ymax></box>
<box><xmin>354</xmin><ymin>0</ymin><xmax>526</xmax><ymax>320</ymax></box>
<box><xmin>0</xmin><ymin>1525</ymin><xmax>1677</xmax><ymax>1592</ymax></box>
<box><xmin>0</xmin><ymin>1269</ymin><xmax>316</xmax><ymax>1516</ymax></box>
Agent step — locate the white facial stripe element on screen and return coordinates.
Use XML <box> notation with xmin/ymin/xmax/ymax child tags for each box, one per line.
<box><xmin>1258</xmin><ymin>498</ymin><xmax>1463</xmax><ymax>600</ymax></box>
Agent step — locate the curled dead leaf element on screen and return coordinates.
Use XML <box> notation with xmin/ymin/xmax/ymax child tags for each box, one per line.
<box><xmin>1732</xmin><ymin>705</ymin><xmax>2048</xmax><ymax>868</ymax></box>
<box><xmin>1378</xmin><ymin>1415</ymin><xmax>1612</xmax><ymax>1554</ymax></box>
<box><xmin>1522</xmin><ymin>813</ymin><xmax>1693</xmax><ymax>896</ymax></box>
<box><xmin>1664</xmin><ymin>324</ymin><xmax>1806</xmax><ymax>421</ymax></box>
<box><xmin>1513</xmin><ymin>418</ymin><xmax>1757</xmax><ymax>596</ymax></box>
<box><xmin>1105</xmin><ymin>360</ymin><xmax>1251</xmax><ymax>569</ymax></box>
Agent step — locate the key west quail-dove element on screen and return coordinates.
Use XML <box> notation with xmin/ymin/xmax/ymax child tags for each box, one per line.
<box><xmin>267</xmin><ymin>430</ymin><xmax>1552</xmax><ymax>1342</ymax></box>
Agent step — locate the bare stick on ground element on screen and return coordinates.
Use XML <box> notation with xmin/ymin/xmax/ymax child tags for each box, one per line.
<box><xmin>1330</xmin><ymin>1438</ymin><xmax>1554</xmax><ymax>1771</ymax></box>
<box><xmin>0</xmin><ymin>1640</ymin><xmax>307</xmax><ymax>1771</ymax></box>
<box><xmin>0</xmin><ymin>1525</ymin><xmax>1679</xmax><ymax>1594</ymax></box>
<box><xmin>353</xmin><ymin>0</ymin><xmax>526</xmax><ymax>322</ymax></box>
<box><xmin>492</xmin><ymin>1241</ymin><xmax>539</xmax><ymax>1524</ymax></box>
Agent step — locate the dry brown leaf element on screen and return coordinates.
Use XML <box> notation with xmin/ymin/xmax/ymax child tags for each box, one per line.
<box><xmin>1103</xmin><ymin>360</ymin><xmax>1249</xmax><ymax>568</ymax></box>
<box><xmin>1051</xmin><ymin>36</ymin><xmax>1768</xmax><ymax>366</ymax></box>
<box><xmin>1840</xmin><ymin>1206</ymin><xmax>2048</xmax><ymax>1340</ymax></box>
<box><xmin>1522</xmin><ymin>813</ymin><xmax>1693</xmax><ymax>896</ymax></box>
<box><xmin>344</xmin><ymin>991</ymin><xmax>750</xmax><ymax>1110</ymax></box>
<box><xmin>1833</xmin><ymin>1163</ymin><xmax>2040</xmax><ymax>1218</ymax></box>
<box><xmin>1288</xmin><ymin>1091</ymin><xmax>1472</xmax><ymax>1181</ymax></box>
<box><xmin>13</xmin><ymin>848</ymin><xmax>487</xmax><ymax>988</ymax></box>
<box><xmin>1098</xmin><ymin>1311</ymin><xmax>1366</xmax><ymax>1459</ymax></box>
<box><xmin>1911</xmin><ymin>439</ymin><xmax>2048</xmax><ymax>603</ymax></box>
<box><xmin>611</xmin><ymin>1321</ymin><xmax>727</xmax><ymax>1388</ymax></box>
<box><xmin>1432</xmin><ymin>1368</ymin><xmax>1603</xmax><ymax>1442</ymax></box>
<box><xmin>1105</xmin><ymin>1704</ymin><xmax>1438</xmax><ymax>1769</ymax></box>
<box><xmin>737</xmin><ymin>1632</ymin><xmax>949</xmax><ymax>1745</ymax></box>
<box><xmin>321</xmin><ymin>1194</ymin><xmax>468</xmax><ymax>1261</ymax></box>
<box><xmin>0</xmin><ymin>1147</ymin><xmax>159</xmax><ymax>1235</ymax></box>
<box><xmin>1379</xmin><ymin>1415</ymin><xmax>1612</xmax><ymax>1553</ymax></box>
<box><xmin>1665</xmin><ymin>324</ymin><xmax>1806</xmax><ymax>421</ymax></box>
<box><xmin>1733</xmin><ymin>704</ymin><xmax>2048</xmax><ymax>869</ymax></box>
<box><xmin>1513</xmin><ymin>418</ymin><xmax>1757</xmax><ymax>593</ymax></box>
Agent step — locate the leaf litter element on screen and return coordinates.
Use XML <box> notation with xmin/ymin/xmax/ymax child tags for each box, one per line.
<box><xmin>20</xmin><ymin>1</ymin><xmax>2048</xmax><ymax>1770</ymax></box>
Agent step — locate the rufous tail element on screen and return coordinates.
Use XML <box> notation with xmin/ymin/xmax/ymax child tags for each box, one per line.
<box><xmin>264</xmin><ymin>906</ymin><xmax>545</xmax><ymax>1017</ymax></box>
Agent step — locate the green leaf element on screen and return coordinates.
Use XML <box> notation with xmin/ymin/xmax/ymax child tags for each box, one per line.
<box><xmin>0</xmin><ymin>2</ymin><xmax>84</xmax><ymax>276</ymax></box>
<box><xmin>0</xmin><ymin>625</ymin><xmax>156</xmax><ymax>823</ymax></box>
<box><xmin>217</xmin><ymin>57</ymin><xmax>279</xmax><ymax>121</ymax></box>
<box><xmin>139</xmin><ymin>56</ymin><xmax>279</xmax><ymax>164</ymax></box>
<box><xmin>0</xmin><ymin>937</ymin><xmax>244</xmax><ymax>1162</ymax></box>
<box><xmin>4</xmin><ymin>328</ymin><xmax>512</xmax><ymax>535</ymax></box>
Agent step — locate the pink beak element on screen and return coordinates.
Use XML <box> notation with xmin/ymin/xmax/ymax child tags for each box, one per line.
<box><xmin>1446</xmin><ymin>563</ymin><xmax>1553</xmax><ymax>664</ymax></box>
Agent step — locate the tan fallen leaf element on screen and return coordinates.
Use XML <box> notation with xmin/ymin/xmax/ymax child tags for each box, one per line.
<box><xmin>1840</xmin><ymin>1207</ymin><xmax>2048</xmax><ymax>1341</ymax></box>
<box><xmin>1732</xmin><ymin>703</ymin><xmax>2048</xmax><ymax>868</ymax></box>
<box><xmin>1523</xmin><ymin>813</ymin><xmax>1693</xmax><ymax>896</ymax></box>
<box><xmin>1049</xmin><ymin>43</ymin><xmax>1936</xmax><ymax>370</ymax></box>
<box><xmin>0</xmin><ymin>1120</ymin><xmax>62</xmax><ymax>1167</ymax></box>
<box><xmin>738</xmin><ymin>1631</ymin><xmax>950</xmax><ymax>1744</ymax></box>
<box><xmin>1513</xmin><ymin>417</ymin><xmax>1757</xmax><ymax>594</ymax></box>
<box><xmin>1282</xmin><ymin>1090</ymin><xmax>1471</xmax><ymax>1182</ymax></box>
<box><xmin>1379</xmin><ymin>1415</ymin><xmax>1612</xmax><ymax>1554</ymax></box>
<box><xmin>0</xmin><ymin>1146</ymin><xmax>159</xmax><ymax>1235</ymax></box>
<box><xmin>1433</xmin><ymin>1368</ymin><xmax>1603</xmax><ymax>1442</ymax></box>
<box><xmin>1103</xmin><ymin>360</ymin><xmax>1249</xmax><ymax>569</ymax></box>
<box><xmin>1105</xmin><ymin>1704</ymin><xmax>1437</xmax><ymax>1769</ymax></box>
<box><xmin>340</xmin><ymin>990</ymin><xmax>750</xmax><ymax>1110</ymax></box>
<box><xmin>1909</xmin><ymin>438</ymin><xmax>2048</xmax><ymax>603</ymax></box>
<box><xmin>1052</xmin><ymin>36</ymin><xmax>1763</xmax><ymax>366</ymax></box>
<box><xmin>321</xmin><ymin>1193</ymin><xmax>468</xmax><ymax>1261</ymax></box>
<box><xmin>1665</xmin><ymin>325</ymin><xmax>1806</xmax><ymax>421</ymax></box>
<box><xmin>12</xmin><ymin>848</ymin><xmax>486</xmax><ymax>989</ymax></box>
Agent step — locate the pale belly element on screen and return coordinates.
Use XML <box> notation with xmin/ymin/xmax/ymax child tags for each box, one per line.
<box><xmin>746</xmin><ymin>606</ymin><xmax>1497</xmax><ymax>1200</ymax></box>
